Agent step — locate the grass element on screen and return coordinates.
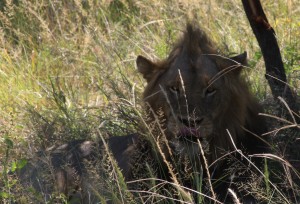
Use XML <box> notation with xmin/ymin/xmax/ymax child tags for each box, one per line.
<box><xmin>0</xmin><ymin>0</ymin><xmax>299</xmax><ymax>203</ymax></box>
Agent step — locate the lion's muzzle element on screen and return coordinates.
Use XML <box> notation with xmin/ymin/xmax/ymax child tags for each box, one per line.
<box><xmin>178</xmin><ymin>127</ymin><xmax>203</xmax><ymax>142</ymax></box>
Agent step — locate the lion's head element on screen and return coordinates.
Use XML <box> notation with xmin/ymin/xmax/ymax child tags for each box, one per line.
<box><xmin>136</xmin><ymin>24</ymin><xmax>267</xmax><ymax>166</ymax></box>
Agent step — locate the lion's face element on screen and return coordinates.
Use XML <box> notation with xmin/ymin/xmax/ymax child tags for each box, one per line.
<box><xmin>136</xmin><ymin>25</ymin><xmax>252</xmax><ymax>163</ymax></box>
<box><xmin>163</xmin><ymin>53</ymin><xmax>223</xmax><ymax>139</ymax></box>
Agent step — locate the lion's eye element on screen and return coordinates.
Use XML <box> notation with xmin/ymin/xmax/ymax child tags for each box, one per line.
<box><xmin>170</xmin><ymin>86</ymin><xmax>180</xmax><ymax>94</ymax></box>
<box><xmin>205</xmin><ymin>86</ymin><xmax>216</xmax><ymax>96</ymax></box>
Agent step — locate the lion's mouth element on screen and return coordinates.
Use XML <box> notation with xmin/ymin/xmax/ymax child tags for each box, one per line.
<box><xmin>178</xmin><ymin>127</ymin><xmax>202</xmax><ymax>142</ymax></box>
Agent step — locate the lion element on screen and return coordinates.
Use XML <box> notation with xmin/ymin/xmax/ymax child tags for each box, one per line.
<box><xmin>135</xmin><ymin>23</ymin><xmax>269</xmax><ymax>202</ymax></box>
<box><xmin>16</xmin><ymin>24</ymin><xmax>268</xmax><ymax>203</ymax></box>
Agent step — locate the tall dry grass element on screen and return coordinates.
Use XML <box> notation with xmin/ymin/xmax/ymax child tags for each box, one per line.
<box><xmin>0</xmin><ymin>0</ymin><xmax>299</xmax><ymax>203</ymax></box>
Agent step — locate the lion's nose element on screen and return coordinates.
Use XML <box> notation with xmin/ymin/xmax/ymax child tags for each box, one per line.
<box><xmin>179</xmin><ymin>117</ymin><xmax>203</xmax><ymax>128</ymax></box>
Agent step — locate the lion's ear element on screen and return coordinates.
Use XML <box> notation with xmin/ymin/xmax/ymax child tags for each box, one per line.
<box><xmin>230</xmin><ymin>51</ymin><xmax>247</xmax><ymax>66</ymax></box>
<box><xmin>229</xmin><ymin>51</ymin><xmax>247</xmax><ymax>75</ymax></box>
<box><xmin>136</xmin><ymin>55</ymin><xmax>157</xmax><ymax>82</ymax></box>
<box><xmin>216</xmin><ymin>51</ymin><xmax>247</xmax><ymax>75</ymax></box>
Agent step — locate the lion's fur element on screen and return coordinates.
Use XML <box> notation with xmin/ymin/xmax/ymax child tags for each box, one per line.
<box><xmin>138</xmin><ymin>24</ymin><xmax>267</xmax><ymax>164</ymax></box>
<box><xmin>136</xmin><ymin>23</ymin><xmax>268</xmax><ymax>201</ymax></box>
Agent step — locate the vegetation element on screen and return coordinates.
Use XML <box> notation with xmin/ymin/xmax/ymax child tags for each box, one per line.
<box><xmin>0</xmin><ymin>0</ymin><xmax>299</xmax><ymax>203</ymax></box>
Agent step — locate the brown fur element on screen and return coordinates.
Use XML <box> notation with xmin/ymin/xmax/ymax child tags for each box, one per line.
<box><xmin>137</xmin><ymin>23</ymin><xmax>267</xmax><ymax>161</ymax></box>
<box><xmin>136</xmin><ymin>23</ymin><xmax>268</xmax><ymax>202</ymax></box>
